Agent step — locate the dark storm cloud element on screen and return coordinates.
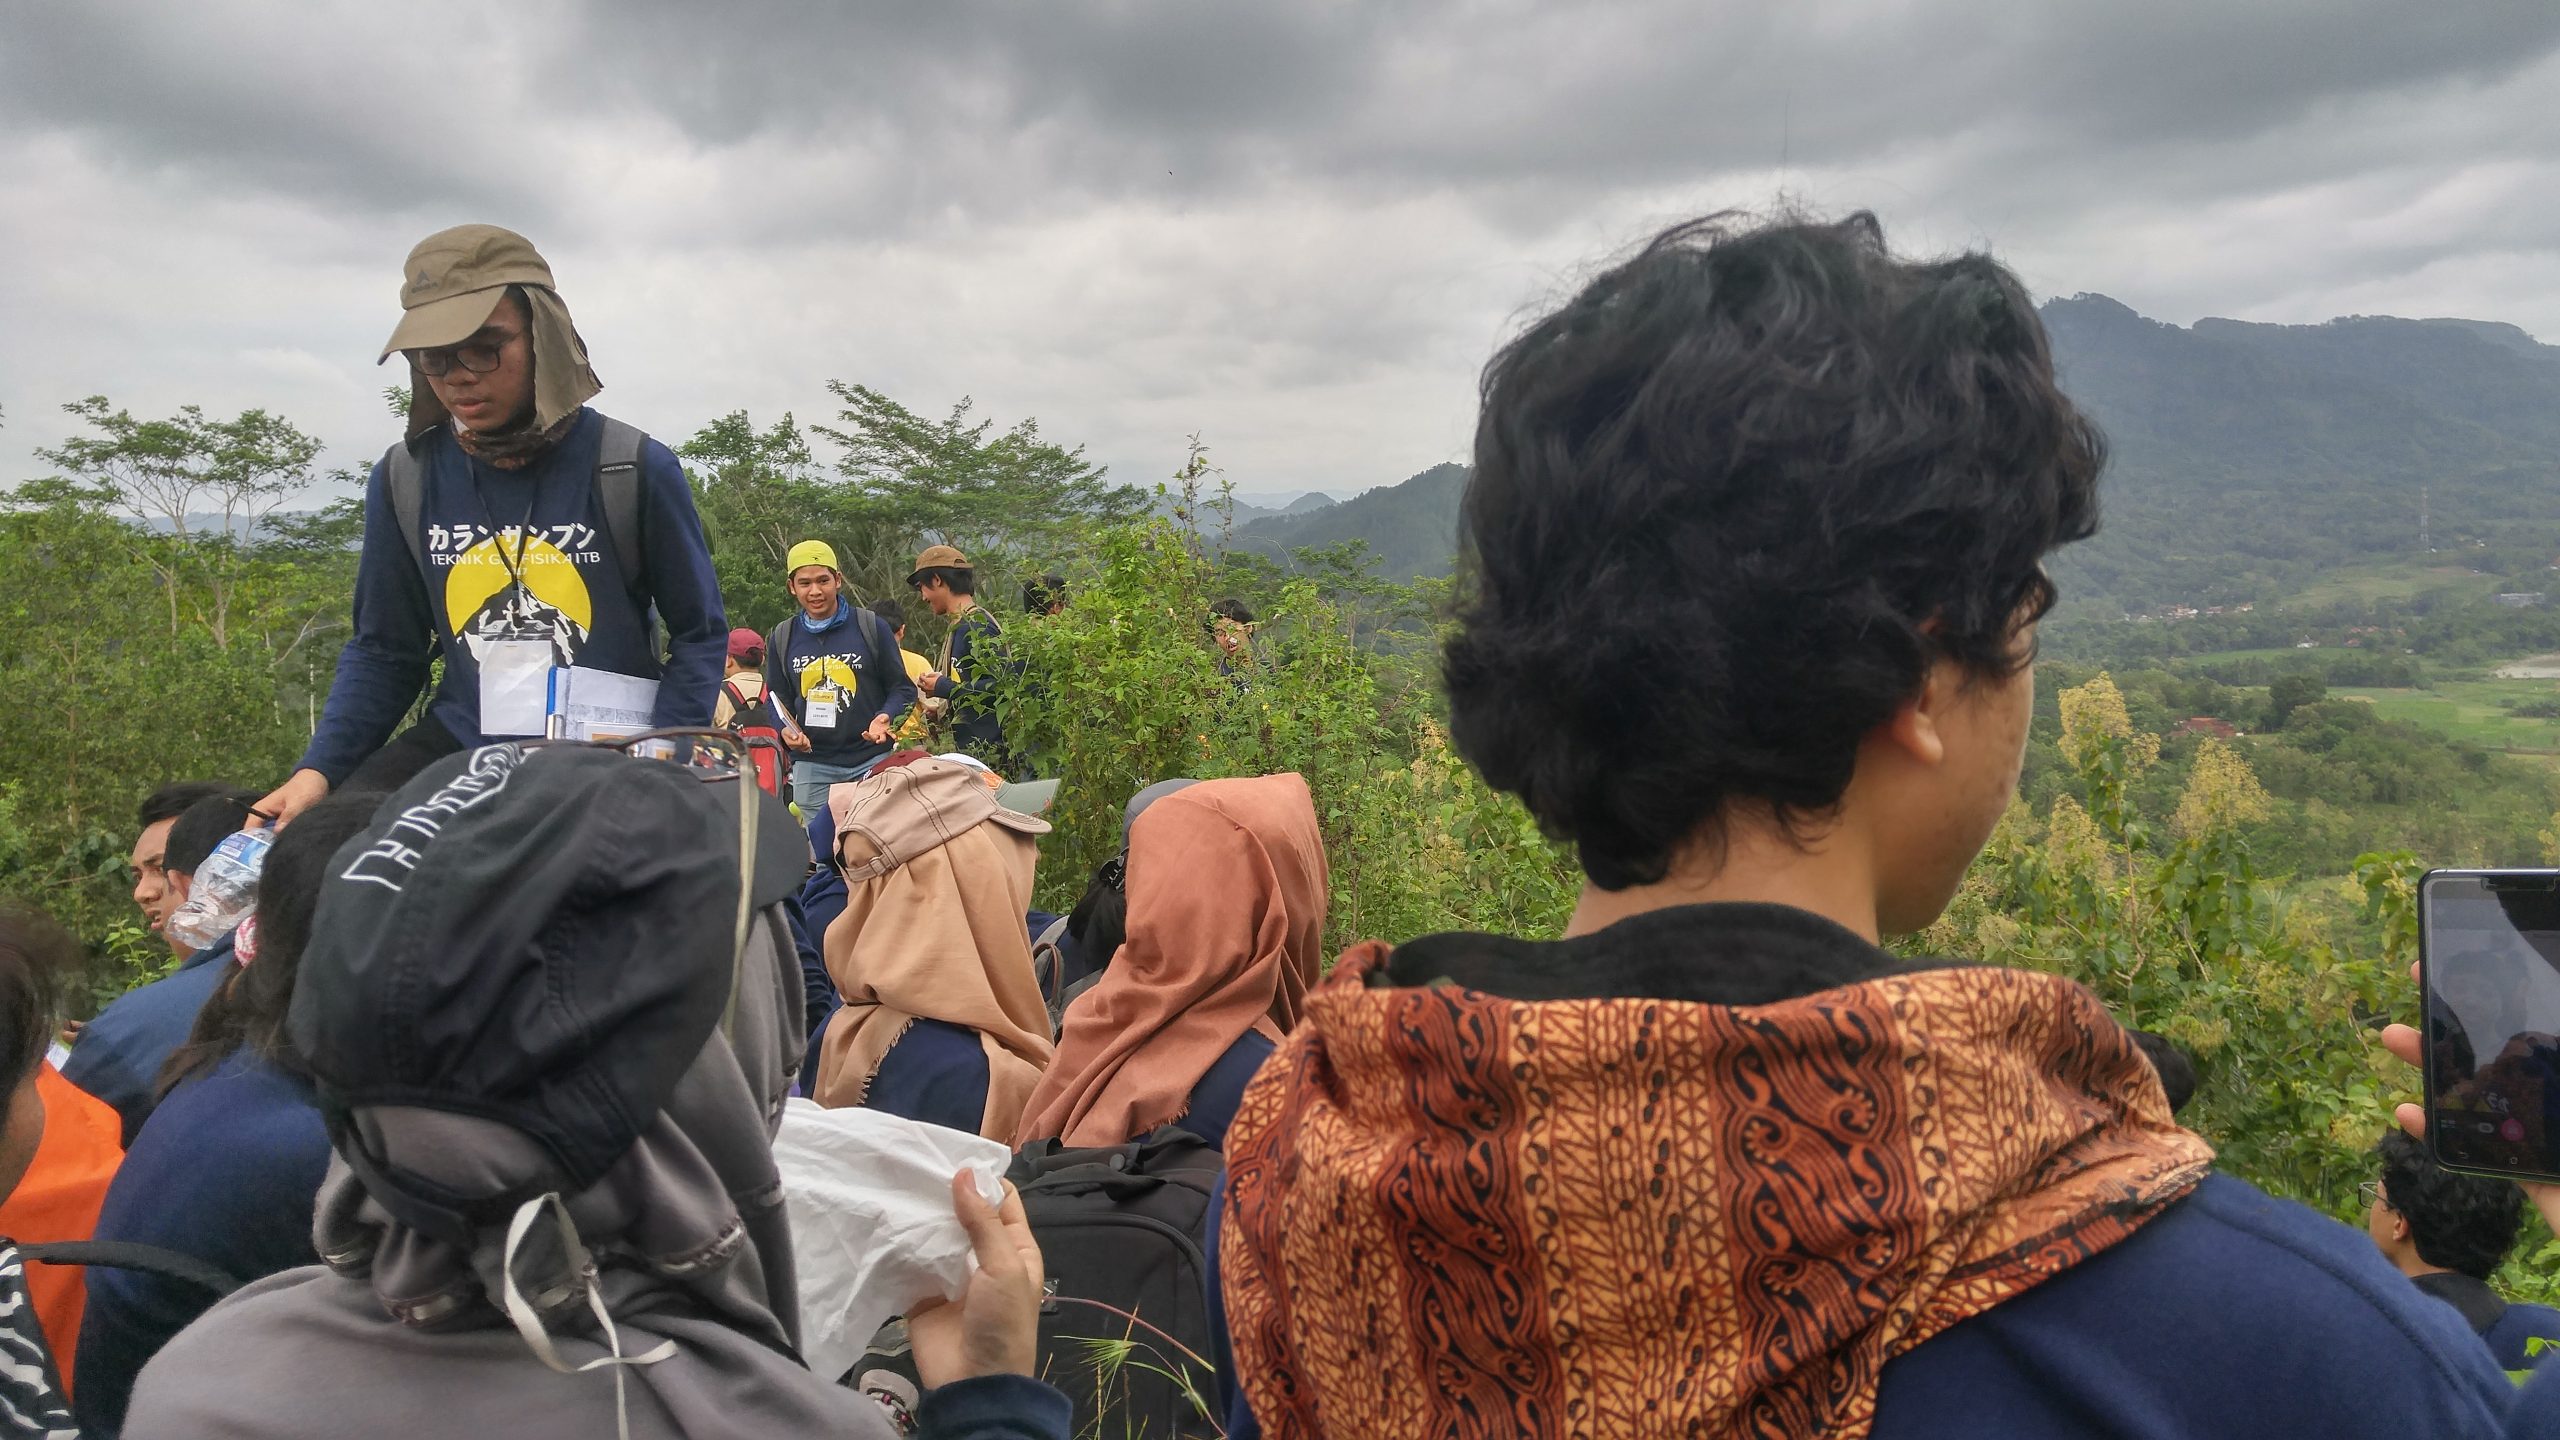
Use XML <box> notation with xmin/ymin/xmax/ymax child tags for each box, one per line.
<box><xmin>17</xmin><ymin>2</ymin><xmax>2560</xmax><ymax>242</ymax></box>
<box><xmin>4</xmin><ymin>1</ymin><xmax>2559</xmax><ymax>497</ymax></box>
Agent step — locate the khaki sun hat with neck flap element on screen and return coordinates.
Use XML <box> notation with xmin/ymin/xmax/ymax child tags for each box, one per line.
<box><xmin>382</xmin><ymin>224</ymin><xmax>604</xmax><ymax>445</ymax></box>
<box><xmin>378</xmin><ymin>224</ymin><xmax>560</xmax><ymax>361</ymax></box>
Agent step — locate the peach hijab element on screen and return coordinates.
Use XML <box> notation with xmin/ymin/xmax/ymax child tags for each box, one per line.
<box><xmin>1015</xmin><ymin>773</ymin><xmax>1327</xmax><ymax>1147</ymax></box>
<box><xmin>812</xmin><ymin>763</ymin><xmax>1055</xmax><ymax>1139</ymax></box>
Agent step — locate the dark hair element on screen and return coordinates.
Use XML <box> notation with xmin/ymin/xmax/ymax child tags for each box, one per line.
<box><xmin>1023</xmin><ymin>574</ymin><xmax>1068</xmax><ymax>615</ymax></box>
<box><xmin>868</xmin><ymin>597</ymin><xmax>907</xmax><ymax>632</ymax></box>
<box><xmin>2128</xmin><ymin>1030</ymin><xmax>2197</xmax><ymax>1114</ymax></box>
<box><xmin>158</xmin><ymin>790</ymin><xmax>383</xmax><ymax>1095</ymax></box>
<box><xmin>1446</xmin><ymin>210</ymin><xmax>2105</xmax><ymax>890</ymax></box>
<box><xmin>138</xmin><ymin>780</ymin><xmax>244</xmax><ymax>830</ymax></box>
<box><xmin>164</xmin><ymin>789</ymin><xmax>261</xmax><ymax>878</ymax></box>
<box><xmin>1065</xmin><ymin>856</ymin><xmax>1129</xmax><ymax>975</ymax></box>
<box><xmin>2376</xmin><ymin>1129</ymin><xmax>2524</xmax><ymax>1280</ymax></box>
<box><xmin>914</xmin><ymin>565</ymin><xmax>975</xmax><ymax>597</ymax></box>
<box><xmin>0</xmin><ymin>906</ymin><xmax>70</xmax><ymax>1088</ymax></box>
<box><xmin>732</xmin><ymin>645</ymin><xmax>765</xmax><ymax>668</ymax></box>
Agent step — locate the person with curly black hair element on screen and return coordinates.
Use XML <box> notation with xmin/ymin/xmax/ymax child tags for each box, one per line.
<box><xmin>1206</xmin><ymin>210</ymin><xmax>2513</xmax><ymax>1440</ymax></box>
<box><xmin>2369</xmin><ymin>1129</ymin><xmax>2560</xmax><ymax>1376</ymax></box>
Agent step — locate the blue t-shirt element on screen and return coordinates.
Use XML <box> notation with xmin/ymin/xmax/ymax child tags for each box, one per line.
<box><xmin>61</xmin><ymin>932</ymin><xmax>235</xmax><ymax>1145</ymax></box>
<box><xmin>74</xmin><ymin>1051</ymin><xmax>332</xmax><ymax>1436</ymax></box>
<box><xmin>298</xmin><ymin>409</ymin><xmax>728</xmax><ymax>783</ymax></box>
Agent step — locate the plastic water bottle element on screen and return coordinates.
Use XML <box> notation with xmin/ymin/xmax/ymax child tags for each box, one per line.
<box><xmin>165</xmin><ymin>829</ymin><xmax>271</xmax><ymax>953</ymax></box>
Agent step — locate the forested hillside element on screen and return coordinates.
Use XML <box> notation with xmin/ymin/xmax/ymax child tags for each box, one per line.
<box><xmin>1229</xmin><ymin>462</ymin><xmax>1466</xmax><ymax>579</ymax></box>
<box><xmin>2043</xmin><ymin>296</ymin><xmax>2560</xmax><ymax>611</ymax></box>
<box><xmin>1239</xmin><ymin>299</ymin><xmax>2560</xmax><ymax>609</ymax></box>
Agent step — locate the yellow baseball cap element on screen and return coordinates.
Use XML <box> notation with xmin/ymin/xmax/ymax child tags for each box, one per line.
<box><xmin>786</xmin><ymin>540</ymin><xmax>839</xmax><ymax>576</ymax></box>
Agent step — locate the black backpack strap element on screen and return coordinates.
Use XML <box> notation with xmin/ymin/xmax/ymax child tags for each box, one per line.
<box><xmin>593</xmin><ymin>418</ymin><xmax>648</xmax><ymax>597</ymax></box>
<box><xmin>383</xmin><ymin>440</ymin><xmax>427</xmax><ymax>577</ymax></box>
<box><xmin>853</xmin><ymin>606</ymin><xmax>900</xmax><ymax>690</ymax></box>
<box><xmin>20</xmin><ymin>1240</ymin><xmax>245</xmax><ymax>1299</ymax></box>
<box><xmin>767</xmin><ymin>620</ymin><xmax>796</xmax><ymax>722</ymax></box>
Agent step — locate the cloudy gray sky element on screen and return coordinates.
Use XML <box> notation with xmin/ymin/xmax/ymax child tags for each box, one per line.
<box><xmin>6</xmin><ymin>1</ymin><xmax>2559</xmax><ymax>501</ymax></box>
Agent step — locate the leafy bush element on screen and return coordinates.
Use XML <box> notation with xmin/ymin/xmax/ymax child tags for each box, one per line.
<box><xmin>989</xmin><ymin>518</ymin><xmax>1577</xmax><ymax>954</ymax></box>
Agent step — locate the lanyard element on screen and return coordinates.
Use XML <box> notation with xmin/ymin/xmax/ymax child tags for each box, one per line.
<box><xmin>470</xmin><ymin>467</ymin><xmax>546</xmax><ymax>615</ymax></box>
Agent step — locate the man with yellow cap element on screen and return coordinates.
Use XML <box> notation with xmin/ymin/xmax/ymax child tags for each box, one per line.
<box><xmin>253</xmin><ymin>225</ymin><xmax>729</xmax><ymax>825</ymax></box>
<box><xmin>764</xmin><ymin>540</ymin><xmax>916</xmax><ymax>812</ymax></box>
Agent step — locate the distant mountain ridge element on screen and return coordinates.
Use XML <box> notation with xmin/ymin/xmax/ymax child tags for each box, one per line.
<box><xmin>1230</xmin><ymin>463</ymin><xmax>1467</xmax><ymax>579</ymax></box>
<box><xmin>1221</xmin><ymin>300</ymin><xmax>2560</xmax><ymax>605</ymax></box>
<box><xmin>2041</xmin><ymin>295</ymin><xmax>2560</xmax><ymax>607</ymax></box>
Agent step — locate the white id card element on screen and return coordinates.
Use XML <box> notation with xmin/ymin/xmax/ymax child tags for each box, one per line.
<box><xmin>479</xmin><ymin>640</ymin><xmax>554</xmax><ymax>737</ymax></box>
<box><xmin>806</xmin><ymin>696</ymin><xmax>841</xmax><ymax>729</ymax></box>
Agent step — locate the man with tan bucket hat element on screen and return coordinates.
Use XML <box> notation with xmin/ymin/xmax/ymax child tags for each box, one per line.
<box><xmin>908</xmin><ymin>544</ymin><xmax>1014</xmax><ymax>770</ymax></box>
<box><xmin>252</xmin><ymin>225</ymin><xmax>728</xmax><ymax>826</ymax></box>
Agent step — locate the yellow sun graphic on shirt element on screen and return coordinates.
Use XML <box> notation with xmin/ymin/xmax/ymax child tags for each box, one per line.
<box><xmin>444</xmin><ymin>533</ymin><xmax>594</xmax><ymax>667</ymax></box>
<box><xmin>798</xmin><ymin>656</ymin><xmax>860</xmax><ymax>699</ymax></box>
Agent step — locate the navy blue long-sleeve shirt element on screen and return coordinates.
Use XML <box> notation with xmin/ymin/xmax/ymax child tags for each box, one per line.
<box><xmin>763</xmin><ymin>605</ymin><xmax>916</xmax><ymax>771</ymax></box>
<box><xmin>61</xmin><ymin>931</ymin><xmax>234</xmax><ymax>1145</ymax></box>
<box><xmin>297</xmin><ymin>409</ymin><xmax>727</xmax><ymax>783</ymax></box>
<box><xmin>935</xmin><ymin>607</ymin><xmax>1010</xmax><ymax>760</ymax></box>
<box><xmin>75</xmin><ymin>1051</ymin><xmax>331</xmax><ymax>1437</ymax></box>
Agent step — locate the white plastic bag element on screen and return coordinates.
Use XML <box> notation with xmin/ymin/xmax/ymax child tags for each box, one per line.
<box><xmin>771</xmin><ymin>1098</ymin><xmax>1013</xmax><ymax>1384</ymax></box>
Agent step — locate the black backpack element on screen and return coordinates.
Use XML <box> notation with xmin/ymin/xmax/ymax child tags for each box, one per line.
<box><xmin>851</xmin><ymin>1128</ymin><xmax>1224</xmax><ymax>1438</ymax></box>
<box><xmin>1010</xmin><ymin>1128</ymin><xmax>1223</xmax><ymax>1436</ymax></box>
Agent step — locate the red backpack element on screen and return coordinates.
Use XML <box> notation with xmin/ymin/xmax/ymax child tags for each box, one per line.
<box><xmin>722</xmin><ymin>679</ymin><xmax>789</xmax><ymax>797</ymax></box>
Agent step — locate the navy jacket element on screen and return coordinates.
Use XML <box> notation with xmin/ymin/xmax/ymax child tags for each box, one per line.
<box><xmin>937</xmin><ymin>607</ymin><xmax>1009</xmax><ymax>759</ymax></box>
<box><xmin>800</xmin><ymin>809</ymin><xmax>849</xmax><ymax>1092</ymax></box>
<box><xmin>1178</xmin><ymin>1033</ymin><xmax>1273</xmax><ymax>1153</ymax></box>
<box><xmin>1208</xmin><ymin>905</ymin><xmax>2518</xmax><ymax>1440</ymax></box>
<box><xmin>1210</xmin><ymin>1173</ymin><xmax>2513</xmax><ymax>1440</ymax></box>
<box><xmin>2411</xmin><ymin>1269</ymin><xmax>2560</xmax><ymax>1378</ymax></box>
<box><xmin>62</xmin><ymin>932</ymin><xmax>234</xmax><ymax>1145</ymax></box>
<box><xmin>74</xmin><ymin>1052</ymin><xmax>331</xmax><ymax>1437</ymax></box>
<box><xmin>298</xmin><ymin>409</ymin><xmax>726</xmax><ymax>783</ymax></box>
<box><xmin>867</xmin><ymin>1020</ymin><xmax>994</xmax><ymax>1135</ymax></box>
<box><xmin>764</xmin><ymin>605</ymin><xmax>915</xmax><ymax>770</ymax></box>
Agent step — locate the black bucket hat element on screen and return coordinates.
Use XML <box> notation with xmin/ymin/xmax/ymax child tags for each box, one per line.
<box><xmin>288</xmin><ymin>743</ymin><xmax>808</xmax><ymax>1238</ymax></box>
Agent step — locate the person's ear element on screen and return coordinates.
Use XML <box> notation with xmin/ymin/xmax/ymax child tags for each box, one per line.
<box><xmin>2390</xmin><ymin>1214</ymin><xmax>2411</xmax><ymax>1245</ymax></box>
<box><xmin>1878</xmin><ymin>661</ymin><xmax>1956</xmax><ymax>768</ymax></box>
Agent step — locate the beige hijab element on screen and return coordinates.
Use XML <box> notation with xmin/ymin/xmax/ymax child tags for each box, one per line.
<box><xmin>404</xmin><ymin>285</ymin><xmax>602</xmax><ymax>447</ymax></box>
<box><xmin>812</xmin><ymin>771</ymin><xmax>1055</xmax><ymax>1139</ymax></box>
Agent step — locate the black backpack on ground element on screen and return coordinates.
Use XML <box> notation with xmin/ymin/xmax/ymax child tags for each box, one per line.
<box><xmin>850</xmin><ymin>1127</ymin><xmax>1224</xmax><ymax>1438</ymax></box>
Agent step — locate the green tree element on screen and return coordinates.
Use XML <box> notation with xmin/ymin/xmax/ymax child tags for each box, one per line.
<box><xmin>2265</xmin><ymin>671</ymin><xmax>2328</xmax><ymax>731</ymax></box>
<box><xmin>36</xmin><ymin>397</ymin><xmax>324</xmax><ymax>647</ymax></box>
<box><xmin>814</xmin><ymin>385</ymin><xmax>1147</xmax><ymax>561</ymax></box>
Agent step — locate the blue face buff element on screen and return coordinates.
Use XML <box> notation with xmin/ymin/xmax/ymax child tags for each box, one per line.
<box><xmin>798</xmin><ymin>596</ymin><xmax>847</xmax><ymax>634</ymax></box>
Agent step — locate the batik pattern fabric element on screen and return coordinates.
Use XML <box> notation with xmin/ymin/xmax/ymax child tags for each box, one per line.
<box><xmin>1219</xmin><ymin>943</ymin><xmax>2216</xmax><ymax>1440</ymax></box>
<box><xmin>0</xmin><ymin>1245</ymin><xmax>76</xmax><ymax>1439</ymax></box>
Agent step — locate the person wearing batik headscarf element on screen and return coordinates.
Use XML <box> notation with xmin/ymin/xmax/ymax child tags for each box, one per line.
<box><xmin>811</xmin><ymin>759</ymin><xmax>1057</xmax><ymax>1140</ymax></box>
<box><xmin>1207</xmin><ymin>212</ymin><xmax>2515</xmax><ymax>1440</ymax></box>
<box><xmin>254</xmin><ymin>225</ymin><xmax>728</xmax><ymax>828</ymax></box>
<box><xmin>1016</xmin><ymin>774</ymin><xmax>1323</xmax><ymax>1151</ymax></box>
